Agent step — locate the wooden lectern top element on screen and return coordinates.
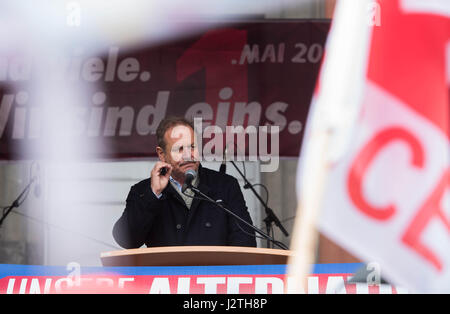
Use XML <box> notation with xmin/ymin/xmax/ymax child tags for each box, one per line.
<box><xmin>101</xmin><ymin>246</ymin><xmax>292</xmax><ymax>267</ymax></box>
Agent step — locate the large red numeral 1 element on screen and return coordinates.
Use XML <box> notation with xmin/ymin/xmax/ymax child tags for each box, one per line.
<box><xmin>176</xmin><ymin>28</ymin><xmax>248</xmax><ymax>127</ymax></box>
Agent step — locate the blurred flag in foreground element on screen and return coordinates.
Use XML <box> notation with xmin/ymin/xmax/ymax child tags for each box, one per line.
<box><xmin>288</xmin><ymin>0</ymin><xmax>449</xmax><ymax>293</ymax></box>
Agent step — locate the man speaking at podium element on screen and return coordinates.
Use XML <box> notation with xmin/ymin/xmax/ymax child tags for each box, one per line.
<box><xmin>113</xmin><ymin>117</ymin><xmax>257</xmax><ymax>249</ymax></box>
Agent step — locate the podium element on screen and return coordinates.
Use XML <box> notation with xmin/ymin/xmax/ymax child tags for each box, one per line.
<box><xmin>100</xmin><ymin>246</ymin><xmax>292</xmax><ymax>267</ymax></box>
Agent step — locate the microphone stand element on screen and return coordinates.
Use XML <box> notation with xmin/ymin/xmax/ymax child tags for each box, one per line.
<box><xmin>0</xmin><ymin>177</ymin><xmax>35</xmax><ymax>227</ymax></box>
<box><xmin>185</xmin><ymin>184</ymin><xmax>289</xmax><ymax>250</ymax></box>
<box><xmin>229</xmin><ymin>161</ymin><xmax>289</xmax><ymax>248</ymax></box>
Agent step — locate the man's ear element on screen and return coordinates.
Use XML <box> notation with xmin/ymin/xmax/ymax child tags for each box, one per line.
<box><xmin>156</xmin><ymin>146</ymin><xmax>165</xmax><ymax>162</ymax></box>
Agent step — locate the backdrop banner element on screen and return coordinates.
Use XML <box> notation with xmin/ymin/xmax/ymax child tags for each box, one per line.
<box><xmin>0</xmin><ymin>21</ymin><xmax>330</xmax><ymax>161</ymax></box>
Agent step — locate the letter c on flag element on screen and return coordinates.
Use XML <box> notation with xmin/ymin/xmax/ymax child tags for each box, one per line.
<box><xmin>347</xmin><ymin>127</ymin><xmax>425</xmax><ymax>220</ymax></box>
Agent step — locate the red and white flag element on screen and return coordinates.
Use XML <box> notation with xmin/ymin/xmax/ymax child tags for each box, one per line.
<box><xmin>290</xmin><ymin>0</ymin><xmax>449</xmax><ymax>293</ymax></box>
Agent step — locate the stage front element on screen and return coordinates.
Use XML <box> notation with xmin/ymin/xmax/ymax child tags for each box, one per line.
<box><xmin>0</xmin><ymin>263</ymin><xmax>407</xmax><ymax>294</ymax></box>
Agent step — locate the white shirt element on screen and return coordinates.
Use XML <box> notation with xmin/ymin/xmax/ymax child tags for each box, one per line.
<box><xmin>153</xmin><ymin>175</ymin><xmax>198</xmax><ymax>209</ymax></box>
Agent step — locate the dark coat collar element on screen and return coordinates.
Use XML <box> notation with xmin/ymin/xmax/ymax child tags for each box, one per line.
<box><xmin>163</xmin><ymin>163</ymin><xmax>211</xmax><ymax>210</ymax></box>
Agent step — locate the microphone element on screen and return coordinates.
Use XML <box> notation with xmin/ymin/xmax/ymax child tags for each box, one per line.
<box><xmin>159</xmin><ymin>167</ymin><xmax>168</xmax><ymax>176</ymax></box>
<box><xmin>220</xmin><ymin>144</ymin><xmax>229</xmax><ymax>174</ymax></box>
<box><xmin>219</xmin><ymin>147</ymin><xmax>227</xmax><ymax>174</ymax></box>
<box><xmin>182</xmin><ymin>169</ymin><xmax>197</xmax><ymax>193</ymax></box>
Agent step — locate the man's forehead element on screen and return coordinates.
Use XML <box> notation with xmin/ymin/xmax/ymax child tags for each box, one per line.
<box><xmin>165</xmin><ymin>125</ymin><xmax>195</xmax><ymax>141</ymax></box>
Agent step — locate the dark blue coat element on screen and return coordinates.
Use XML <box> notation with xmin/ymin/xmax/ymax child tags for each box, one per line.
<box><xmin>112</xmin><ymin>165</ymin><xmax>257</xmax><ymax>248</ymax></box>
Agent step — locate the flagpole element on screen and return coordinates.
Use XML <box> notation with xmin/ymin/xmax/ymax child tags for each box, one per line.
<box><xmin>286</xmin><ymin>0</ymin><xmax>373</xmax><ymax>293</ymax></box>
<box><xmin>286</xmin><ymin>130</ymin><xmax>331</xmax><ymax>293</ymax></box>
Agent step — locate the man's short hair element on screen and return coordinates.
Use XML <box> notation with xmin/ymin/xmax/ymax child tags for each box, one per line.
<box><xmin>156</xmin><ymin>116</ymin><xmax>194</xmax><ymax>151</ymax></box>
